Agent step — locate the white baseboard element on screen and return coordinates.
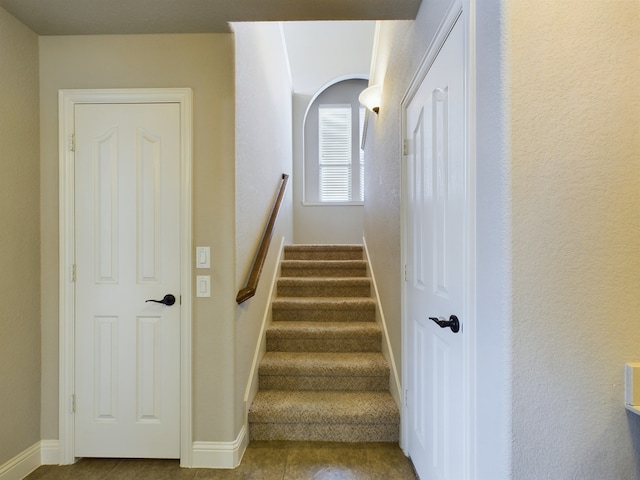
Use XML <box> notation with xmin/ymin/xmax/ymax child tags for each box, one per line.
<box><xmin>40</xmin><ymin>440</ymin><xmax>59</xmax><ymax>465</ymax></box>
<box><xmin>191</xmin><ymin>425</ymin><xmax>248</xmax><ymax>469</ymax></box>
<box><xmin>0</xmin><ymin>442</ymin><xmax>41</xmax><ymax>480</ymax></box>
<box><xmin>0</xmin><ymin>433</ymin><xmax>250</xmax><ymax>477</ymax></box>
<box><xmin>362</xmin><ymin>237</ymin><xmax>403</xmax><ymax>407</ymax></box>
<box><xmin>243</xmin><ymin>237</ymin><xmax>285</xmax><ymax>412</ymax></box>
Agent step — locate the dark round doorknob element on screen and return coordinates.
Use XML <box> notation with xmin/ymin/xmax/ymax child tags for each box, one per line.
<box><xmin>146</xmin><ymin>294</ymin><xmax>176</xmax><ymax>306</ymax></box>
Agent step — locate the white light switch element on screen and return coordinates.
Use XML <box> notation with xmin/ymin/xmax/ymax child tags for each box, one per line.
<box><xmin>196</xmin><ymin>275</ymin><xmax>211</xmax><ymax>297</ymax></box>
<box><xmin>196</xmin><ymin>246</ymin><xmax>210</xmax><ymax>269</ymax></box>
<box><xmin>626</xmin><ymin>363</ymin><xmax>640</xmax><ymax>405</ymax></box>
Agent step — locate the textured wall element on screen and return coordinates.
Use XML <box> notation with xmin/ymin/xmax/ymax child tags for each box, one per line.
<box><xmin>233</xmin><ymin>22</ymin><xmax>294</xmax><ymax>436</ymax></box>
<box><xmin>474</xmin><ymin>0</ymin><xmax>512</xmax><ymax>477</ymax></box>
<box><xmin>363</xmin><ymin>0</ymin><xmax>454</xmax><ymax>394</ymax></box>
<box><xmin>38</xmin><ymin>33</ymin><xmax>237</xmax><ymax>442</ymax></box>
<box><xmin>508</xmin><ymin>1</ymin><xmax>640</xmax><ymax>478</ymax></box>
<box><xmin>0</xmin><ymin>6</ymin><xmax>40</xmax><ymax>465</ymax></box>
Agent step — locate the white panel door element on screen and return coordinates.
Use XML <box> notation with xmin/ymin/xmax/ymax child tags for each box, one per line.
<box><xmin>74</xmin><ymin>103</ymin><xmax>181</xmax><ymax>458</ymax></box>
<box><xmin>406</xmin><ymin>18</ymin><xmax>466</xmax><ymax>480</ymax></box>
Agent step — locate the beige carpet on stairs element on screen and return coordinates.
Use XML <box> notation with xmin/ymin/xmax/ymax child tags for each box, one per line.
<box><xmin>248</xmin><ymin>244</ymin><xmax>400</xmax><ymax>442</ymax></box>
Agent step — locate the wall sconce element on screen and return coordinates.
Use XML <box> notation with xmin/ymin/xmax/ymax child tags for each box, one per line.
<box><xmin>359</xmin><ymin>84</ymin><xmax>382</xmax><ymax>114</ymax></box>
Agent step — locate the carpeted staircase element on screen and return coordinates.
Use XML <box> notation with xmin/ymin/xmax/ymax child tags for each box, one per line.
<box><xmin>248</xmin><ymin>244</ymin><xmax>399</xmax><ymax>442</ymax></box>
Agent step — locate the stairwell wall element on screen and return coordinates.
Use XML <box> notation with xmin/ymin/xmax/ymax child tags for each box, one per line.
<box><xmin>232</xmin><ymin>22</ymin><xmax>294</xmax><ymax>439</ymax></box>
<box><xmin>362</xmin><ymin>0</ymin><xmax>454</xmax><ymax>421</ymax></box>
<box><xmin>364</xmin><ymin>0</ymin><xmax>512</xmax><ymax>475</ymax></box>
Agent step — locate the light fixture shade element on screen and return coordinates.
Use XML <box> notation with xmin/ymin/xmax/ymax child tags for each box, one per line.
<box><xmin>359</xmin><ymin>84</ymin><xmax>382</xmax><ymax>114</ymax></box>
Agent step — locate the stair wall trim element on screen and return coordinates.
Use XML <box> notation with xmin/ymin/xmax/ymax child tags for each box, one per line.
<box><xmin>243</xmin><ymin>237</ymin><xmax>286</xmax><ymax>426</ymax></box>
<box><xmin>191</xmin><ymin>425</ymin><xmax>247</xmax><ymax>469</ymax></box>
<box><xmin>363</xmin><ymin>236</ymin><xmax>403</xmax><ymax>410</ymax></box>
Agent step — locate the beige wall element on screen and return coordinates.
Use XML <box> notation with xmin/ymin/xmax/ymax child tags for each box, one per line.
<box><xmin>39</xmin><ymin>33</ymin><xmax>238</xmax><ymax>441</ymax></box>
<box><xmin>0</xmin><ymin>6</ymin><xmax>41</xmax><ymax>465</ymax></box>
<box><xmin>232</xmin><ymin>22</ymin><xmax>294</xmax><ymax>435</ymax></box>
<box><xmin>507</xmin><ymin>1</ymin><xmax>640</xmax><ymax>477</ymax></box>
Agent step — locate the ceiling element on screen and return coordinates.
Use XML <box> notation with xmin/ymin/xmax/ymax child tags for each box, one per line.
<box><xmin>0</xmin><ymin>0</ymin><xmax>420</xmax><ymax>35</ymax></box>
<box><xmin>0</xmin><ymin>1</ymin><xmax>414</xmax><ymax>98</ymax></box>
<box><xmin>281</xmin><ymin>21</ymin><xmax>375</xmax><ymax>95</ymax></box>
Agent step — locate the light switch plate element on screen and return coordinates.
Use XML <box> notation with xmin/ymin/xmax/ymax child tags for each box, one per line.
<box><xmin>626</xmin><ymin>363</ymin><xmax>640</xmax><ymax>405</ymax></box>
<box><xmin>196</xmin><ymin>246</ymin><xmax>210</xmax><ymax>269</ymax></box>
<box><xmin>196</xmin><ymin>275</ymin><xmax>211</xmax><ymax>297</ymax></box>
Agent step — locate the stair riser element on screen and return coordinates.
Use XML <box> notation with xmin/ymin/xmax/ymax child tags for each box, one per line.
<box><xmin>272</xmin><ymin>309</ymin><xmax>375</xmax><ymax>323</ymax></box>
<box><xmin>277</xmin><ymin>284</ymin><xmax>370</xmax><ymax>297</ymax></box>
<box><xmin>249</xmin><ymin>423</ymin><xmax>399</xmax><ymax>442</ymax></box>
<box><xmin>266</xmin><ymin>338</ymin><xmax>380</xmax><ymax>352</ymax></box>
<box><xmin>280</xmin><ymin>266</ymin><xmax>366</xmax><ymax>278</ymax></box>
<box><xmin>259</xmin><ymin>375</ymin><xmax>389</xmax><ymax>391</ymax></box>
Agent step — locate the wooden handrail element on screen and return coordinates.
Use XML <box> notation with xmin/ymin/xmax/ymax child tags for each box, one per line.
<box><xmin>236</xmin><ymin>173</ymin><xmax>290</xmax><ymax>305</ymax></box>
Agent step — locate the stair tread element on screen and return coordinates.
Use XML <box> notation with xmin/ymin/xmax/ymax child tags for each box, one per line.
<box><xmin>260</xmin><ymin>352</ymin><xmax>389</xmax><ymax>376</ymax></box>
<box><xmin>272</xmin><ymin>297</ymin><xmax>376</xmax><ymax>308</ymax></box>
<box><xmin>280</xmin><ymin>260</ymin><xmax>367</xmax><ymax>277</ymax></box>
<box><xmin>285</xmin><ymin>244</ymin><xmax>363</xmax><ymax>251</ymax></box>
<box><xmin>250</xmin><ymin>244</ymin><xmax>398</xmax><ymax>442</ymax></box>
<box><xmin>281</xmin><ymin>259</ymin><xmax>366</xmax><ymax>266</ymax></box>
<box><xmin>278</xmin><ymin>277</ymin><xmax>370</xmax><ymax>285</ymax></box>
<box><xmin>249</xmin><ymin>390</ymin><xmax>399</xmax><ymax>424</ymax></box>
<box><xmin>267</xmin><ymin>321</ymin><xmax>380</xmax><ymax>338</ymax></box>
<box><xmin>284</xmin><ymin>245</ymin><xmax>364</xmax><ymax>261</ymax></box>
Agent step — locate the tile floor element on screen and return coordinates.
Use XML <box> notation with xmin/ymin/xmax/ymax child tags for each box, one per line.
<box><xmin>25</xmin><ymin>442</ymin><xmax>418</xmax><ymax>479</ymax></box>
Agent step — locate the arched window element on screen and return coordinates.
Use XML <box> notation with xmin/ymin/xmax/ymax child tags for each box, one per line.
<box><xmin>304</xmin><ymin>78</ymin><xmax>367</xmax><ymax>205</ymax></box>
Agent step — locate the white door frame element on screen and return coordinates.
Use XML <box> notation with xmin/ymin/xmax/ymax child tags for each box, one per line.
<box><xmin>58</xmin><ymin>88</ymin><xmax>193</xmax><ymax>466</ymax></box>
<box><xmin>400</xmin><ymin>3</ymin><xmax>477</xmax><ymax>478</ymax></box>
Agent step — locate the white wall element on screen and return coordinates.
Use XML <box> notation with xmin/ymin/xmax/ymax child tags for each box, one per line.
<box><xmin>362</xmin><ymin>0</ymin><xmax>455</xmax><ymax>409</ymax></box>
<box><xmin>233</xmin><ymin>21</ymin><xmax>294</xmax><ymax>436</ymax></box>
<box><xmin>284</xmin><ymin>22</ymin><xmax>373</xmax><ymax>244</ymax></box>
<box><xmin>474</xmin><ymin>0</ymin><xmax>512</xmax><ymax>477</ymax></box>
<box><xmin>282</xmin><ymin>21</ymin><xmax>375</xmax><ymax>96</ymax></box>
<box><xmin>0</xmin><ymin>6</ymin><xmax>40</xmax><ymax>466</ymax></box>
<box><xmin>293</xmin><ymin>78</ymin><xmax>366</xmax><ymax>244</ymax></box>
<box><xmin>293</xmin><ymin>91</ymin><xmax>366</xmax><ymax>244</ymax></box>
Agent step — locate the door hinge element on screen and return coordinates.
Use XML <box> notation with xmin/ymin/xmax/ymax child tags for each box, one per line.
<box><xmin>404</xmin><ymin>389</ymin><xmax>409</xmax><ymax>407</ymax></box>
<box><xmin>71</xmin><ymin>394</ymin><xmax>76</xmax><ymax>413</ymax></box>
<box><xmin>70</xmin><ymin>133</ymin><xmax>76</xmax><ymax>152</ymax></box>
<box><xmin>403</xmin><ymin>138</ymin><xmax>409</xmax><ymax>156</ymax></box>
<box><xmin>71</xmin><ymin>264</ymin><xmax>76</xmax><ymax>283</ymax></box>
<box><xmin>404</xmin><ymin>264</ymin><xmax>408</xmax><ymax>282</ymax></box>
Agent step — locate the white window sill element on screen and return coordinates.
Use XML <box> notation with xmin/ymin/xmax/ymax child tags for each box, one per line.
<box><xmin>302</xmin><ymin>201</ymin><xmax>364</xmax><ymax>207</ymax></box>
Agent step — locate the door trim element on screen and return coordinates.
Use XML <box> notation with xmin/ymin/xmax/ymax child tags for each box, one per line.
<box><xmin>58</xmin><ymin>88</ymin><xmax>193</xmax><ymax>465</ymax></box>
<box><xmin>400</xmin><ymin>2</ymin><xmax>478</xmax><ymax>478</ymax></box>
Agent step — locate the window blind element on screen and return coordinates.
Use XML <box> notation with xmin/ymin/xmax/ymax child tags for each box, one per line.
<box><xmin>319</xmin><ymin>105</ymin><xmax>352</xmax><ymax>202</ymax></box>
<box><xmin>359</xmin><ymin>106</ymin><xmax>365</xmax><ymax>201</ymax></box>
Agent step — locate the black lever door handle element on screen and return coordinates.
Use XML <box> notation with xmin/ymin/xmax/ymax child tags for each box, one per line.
<box><xmin>146</xmin><ymin>294</ymin><xmax>176</xmax><ymax>306</ymax></box>
<box><xmin>428</xmin><ymin>315</ymin><xmax>460</xmax><ymax>333</ymax></box>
